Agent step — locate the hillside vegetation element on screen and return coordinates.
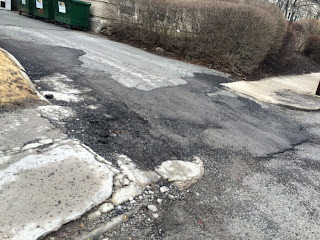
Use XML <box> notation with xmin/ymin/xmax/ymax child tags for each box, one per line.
<box><xmin>111</xmin><ymin>0</ymin><xmax>287</xmax><ymax>74</ymax></box>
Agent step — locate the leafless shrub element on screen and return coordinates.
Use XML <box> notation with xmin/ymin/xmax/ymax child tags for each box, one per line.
<box><xmin>109</xmin><ymin>0</ymin><xmax>287</xmax><ymax>74</ymax></box>
<box><xmin>304</xmin><ymin>35</ymin><xmax>320</xmax><ymax>63</ymax></box>
<box><xmin>270</xmin><ymin>24</ymin><xmax>298</xmax><ymax>65</ymax></box>
<box><xmin>296</xmin><ymin>18</ymin><xmax>320</xmax><ymax>51</ymax></box>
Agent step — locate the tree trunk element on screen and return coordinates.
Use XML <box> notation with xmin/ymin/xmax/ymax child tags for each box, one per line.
<box><xmin>284</xmin><ymin>0</ymin><xmax>290</xmax><ymax>19</ymax></box>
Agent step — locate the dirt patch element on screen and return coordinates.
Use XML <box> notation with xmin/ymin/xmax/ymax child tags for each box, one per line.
<box><xmin>0</xmin><ymin>50</ymin><xmax>37</xmax><ymax>107</ymax></box>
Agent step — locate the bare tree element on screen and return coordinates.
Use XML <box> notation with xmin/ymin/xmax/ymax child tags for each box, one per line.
<box><xmin>269</xmin><ymin>0</ymin><xmax>320</xmax><ymax>21</ymax></box>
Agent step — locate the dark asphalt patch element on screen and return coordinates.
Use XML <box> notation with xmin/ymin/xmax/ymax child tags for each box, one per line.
<box><xmin>1</xmin><ymin>36</ymin><xmax>312</xmax><ymax>171</ymax></box>
<box><xmin>0</xmin><ymin>39</ymin><xmax>84</xmax><ymax>79</ymax></box>
<box><xmin>192</xmin><ymin>72</ymin><xmax>234</xmax><ymax>86</ymax></box>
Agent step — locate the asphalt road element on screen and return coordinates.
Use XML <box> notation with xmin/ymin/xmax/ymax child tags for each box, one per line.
<box><xmin>1</xmin><ymin>11</ymin><xmax>320</xmax><ymax>240</ymax></box>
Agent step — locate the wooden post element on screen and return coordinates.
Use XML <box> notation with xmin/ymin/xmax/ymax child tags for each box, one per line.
<box><xmin>317</xmin><ymin>81</ymin><xmax>320</xmax><ymax>96</ymax></box>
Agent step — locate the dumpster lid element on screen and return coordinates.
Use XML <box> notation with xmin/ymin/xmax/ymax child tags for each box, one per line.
<box><xmin>71</xmin><ymin>0</ymin><xmax>91</xmax><ymax>6</ymax></box>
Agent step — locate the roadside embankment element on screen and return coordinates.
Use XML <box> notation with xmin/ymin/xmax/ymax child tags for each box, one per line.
<box><xmin>0</xmin><ymin>48</ymin><xmax>38</xmax><ymax>107</ymax></box>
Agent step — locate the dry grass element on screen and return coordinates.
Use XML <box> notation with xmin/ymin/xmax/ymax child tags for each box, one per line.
<box><xmin>0</xmin><ymin>50</ymin><xmax>37</xmax><ymax>107</ymax></box>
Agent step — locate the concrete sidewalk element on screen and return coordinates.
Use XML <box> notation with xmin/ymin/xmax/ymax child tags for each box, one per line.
<box><xmin>0</xmin><ymin>49</ymin><xmax>117</xmax><ymax>239</ymax></box>
<box><xmin>223</xmin><ymin>73</ymin><xmax>320</xmax><ymax>111</ymax></box>
<box><xmin>0</xmin><ymin>109</ymin><xmax>116</xmax><ymax>240</ymax></box>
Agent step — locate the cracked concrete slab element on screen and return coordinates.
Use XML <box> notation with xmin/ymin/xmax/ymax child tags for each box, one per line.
<box><xmin>0</xmin><ymin>109</ymin><xmax>114</xmax><ymax>240</ymax></box>
<box><xmin>0</xmin><ymin>109</ymin><xmax>65</xmax><ymax>154</ymax></box>
<box><xmin>223</xmin><ymin>73</ymin><xmax>320</xmax><ymax>111</ymax></box>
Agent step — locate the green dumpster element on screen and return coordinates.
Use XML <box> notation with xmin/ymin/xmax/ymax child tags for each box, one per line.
<box><xmin>53</xmin><ymin>0</ymin><xmax>91</xmax><ymax>31</ymax></box>
<box><xmin>32</xmin><ymin>0</ymin><xmax>54</xmax><ymax>20</ymax></box>
<box><xmin>19</xmin><ymin>0</ymin><xmax>33</xmax><ymax>16</ymax></box>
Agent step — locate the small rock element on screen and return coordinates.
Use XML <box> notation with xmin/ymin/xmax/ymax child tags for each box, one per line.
<box><xmin>112</xmin><ymin>182</ymin><xmax>143</xmax><ymax>205</ymax></box>
<box><xmin>114</xmin><ymin>173</ymin><xmax>125</xmax><ymax>181</ymax></box>
<box><xmin>148</xmin><ymin>190</ymin><xmax>154</xmax><ymax>195</ymax></box>
<box><xmin>123</xmin><ymin>178</ymin><xmax>130</xmax><ymax>186</ymax></box>
<box><xmin>103</xmin><ymin>114</ymin><xmax>114</xmax><ymax>119</ymax></box>
<box><xmin>87</xmin><ymin>210</ymin><xmax>101</xmax><ymax>220</ymax></box>
<box><xmin>99</xmin><ymin>203</ymin><xmax>114</xmax><ymax>213</ymax></box>
<box><xmin>148</xmin><ymin>205</ymin><xmax>158</xmax><ymax>212</ymax></box>
<box><xmin>114</xmin><ymin>174</ymin><xmax>125</xmax><ymax>188</ymax></box>
<box><xmin>160</xmin><ymin>186</ymin><xmax>169</xmax><ymax>193</ymax></box>
<box><xmin>155</xmin><ymin>157</ymin><xmax>204</xmax><ymax>190</ymax></box>
<box><xmin>117</xmin><ymin>155</ymin><xmax>161</xmax><ymax>186</ymax></box>
<box><xmin>155</xmin><ymin>47</ymin><xmax>165</xmax><ymax>55</ymax></box>
<box><xmin>113</xmin><ymin>180</ymin><xmax>122</xmax><ymax>188</ymax></box>
<box><xmin>45</xmin><ymin>94</ymin><xmax>54</xmax><ymax>99</ymax></box>
<box><xmin>153</xmin><ymin>213</ymin><xmax>159</xmax><ymax>219</ymax></box>
<box><xmin>157</xmin><ymin>198</ymin><xmax>163</xmax><ymax>204</ymax></box>
<box><xmin>168</xmin><ymin>195</ymin><xmax>175</xmax><ymax>200</ymax></box>
<box><xmin>129</xmin><ymin>197</ymin><xmax>134</xmax><ymax>201</ymax></box>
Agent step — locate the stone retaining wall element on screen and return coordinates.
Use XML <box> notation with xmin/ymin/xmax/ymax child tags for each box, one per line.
<box><xmin>87</xmin><ymin>0</ymin><xmax>122</xmax><ymax>33</ymax></box>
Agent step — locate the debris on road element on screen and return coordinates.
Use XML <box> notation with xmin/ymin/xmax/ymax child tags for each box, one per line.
<box><xmin>75</xmin><ymin>207</ymin><xmax>141</xmax><ymax>240</ymax></box>
<box><xmin>117</xmin><ymin>154</ymin><xmax>161</xmax><ymax>186</ymax></box>
<box><xmin>111</xmin><ymin>182</ymin><xmax>143</xmax><ymax>206</ymax></box>
<box><xmin>155</xmin><ymin>157</ymin><xmax>205</xmax><ymax>189</ymax></box>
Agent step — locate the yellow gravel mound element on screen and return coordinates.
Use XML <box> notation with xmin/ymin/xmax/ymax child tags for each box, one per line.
<box><xmin>0</xmin><ymin>50</ymin><xmax>37</xmax><ymax>106</ymax></box>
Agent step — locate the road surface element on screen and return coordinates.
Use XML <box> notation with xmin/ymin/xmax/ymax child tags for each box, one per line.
<box><xmin>1</xmin><ymin>11</ymin><xmax>320</xmax><ymax>240</ymax></box>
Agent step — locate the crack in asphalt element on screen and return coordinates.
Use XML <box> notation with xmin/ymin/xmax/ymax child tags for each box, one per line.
<box><xmin>261</xmin><ymin>139</ymin><xmax>312</xmax><ymax>159</ymax></box>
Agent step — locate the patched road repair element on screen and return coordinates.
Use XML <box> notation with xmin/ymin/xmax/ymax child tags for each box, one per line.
<box><xmin>1</xmin><ymin>11</ymin><xmax>320</xmax><ymax>240</ymax></box>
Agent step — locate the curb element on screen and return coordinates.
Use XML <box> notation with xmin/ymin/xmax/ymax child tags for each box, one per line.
<box><xmin>1</xmin><ymin>48</ymin><xmax>26</xmax><ymax>72</ymax></box>
<box><xmin>0</xmin><ymin>48</ymin><xmax>50</xmax><ymax>104</ymax></box>
<box><xmin>75</xmin><ymin>206</ymin><xmax>141</xmax><ymax>240</ymax></box>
